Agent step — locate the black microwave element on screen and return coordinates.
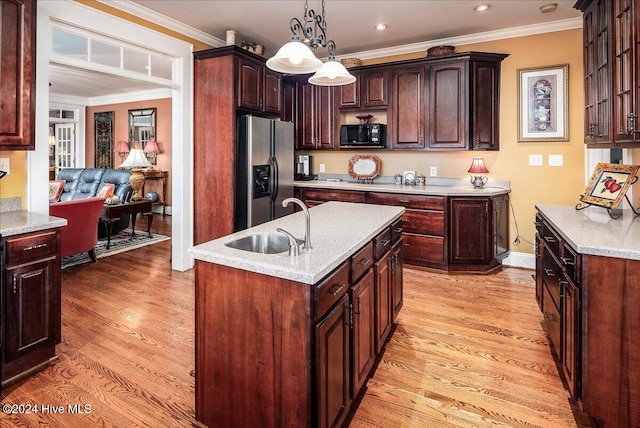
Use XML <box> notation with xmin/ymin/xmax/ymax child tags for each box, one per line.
<box><xmin>340</xmin><ymin>124</ymin><xmax>386</xmax><ymax>148</ymax></box>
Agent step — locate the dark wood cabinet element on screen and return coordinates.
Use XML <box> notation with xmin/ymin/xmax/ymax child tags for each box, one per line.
<box><xmin>374</xmin><ymin>253</ymin><xmax>392</xmax><ymax>354</ymax></box>
<box><xmin>389</xmin><ymin>67</ymin><xmax>426</xmax><ymax>149</ymax></box>
<box><xmin>576</xmin><ymin>0</ymin><xmax>640</xmax><ymax>147</ymax></box>
<box><xmin>391</xmin><ymin>240</ymin><xmax>403</xmax><ymax>322</ymax></box>
<box><xmin>297</xmin><ymin>81</ymin><xmax>336</xmax><ymax>150</ymax></box>
<box><xmin>2</xmin><ymin>229</ymin><xmax>61</xmax><ymax>387</ymax></box>
<box><xmin>337</xmin><ymin>70</ymin><xmax>389</xmax><ymax>109</ymax></box>
<box><xmin>237</xmin><ymin>57</ymin><xmax>282</xmax><ymax>115</ymax></box>
<box><xmin>427</xmin><ymin>61</ymin><xmax>467</xmax><ymax>149</ymax></box>
<box><xmin>350</xmin><ymin>268</ymin><xmax>375</xmax><ymax>396</ymax></box>
<box><xmin>0</xmin><ymin>0</ymin><xmax>36</xmax><ymax>150</ymax></box>
<box><xmin>492</xmin><ymin>194</ymin><xmax>509</xmax><ymax>259</ymax></box>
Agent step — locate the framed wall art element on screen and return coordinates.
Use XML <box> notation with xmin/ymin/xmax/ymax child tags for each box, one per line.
<box><xmin>517</xmin><ymin>64</ymin><xmax>569</xmax><ymax>142</ymax></box>
<box><xmin>578</xmin><ymin>163</ymin><xmax>639</xmax><ymax>209</ymax></box>
<box><xmin>94</xmin><ymin>111</ymin><xmax>115</xmax><ymax>168</ymax></box>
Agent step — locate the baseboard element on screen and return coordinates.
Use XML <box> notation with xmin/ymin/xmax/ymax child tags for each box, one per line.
<box><xmin>502</xmin><ymin>251</ymin><xmax>535</xmax><ymax>270</ymax></box>
<box><xmin>151</xmin><ymin>205</ymin><xmax>171</xmax><ymax>215</ymax></box>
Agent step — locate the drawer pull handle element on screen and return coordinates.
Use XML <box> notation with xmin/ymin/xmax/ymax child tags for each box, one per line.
<box><xmin>543</xmin><ymin>268</ymin><xmax>556</xmax><ymax>277</ymax></box>
<box><xmin>357</xmin><ymin>257</ymin><xmax>371</xmax><ymax>266</ymax></box>
<box><xmin>329</xmin><ymin>193</ymin><xmax>337</xmax><ymax>198</ymax></box>
<box><xmin>399</xmin><ymin>199</ymin><xmax>410</xmax><ymax>204</ymax></box>
<box><xmin>543</xmin><ymin>236</ymin><xmax>557</xmax><ymax>243</ymax></box>
<box><xmin>401</xmin><ymin>219</ymin><xmax>410</xmax><ymax>223</ymax></box>
<box><xmin>534</xmin><ymin>221</ymin><xmax>542</xmax><ymax>227</ymax></box>
<box><xmin>561</xmin><ymin>257</ymin><xmax>575</xmax><ymax>266</ymax></box>
<box><xmin>380</xmin><ymin>239</ymin><xmax>391</xmax><ymax>247</ymax></box>
<box><xmin>403</xmin><ymin>243</ymin><xmax>410</xmax><ymax>247</ymax></box>
<box><xmin>23</xmin><ymin>243</ymin><xmax>47</xmax><ymax>251</ymax></box>
<box><xmin>13</xmin><ymin>274</ymin><xmax>17</xmax><ymax>294</ymax></box>
<box><xmin>393</xmin><ymin>227</ymin><xmax>403</xmax><ymax>233</ymax></box>
<box><xmin>327</xmin><ymin>283</ymin><xmax>345</xmax><ymax>296</ymax></box>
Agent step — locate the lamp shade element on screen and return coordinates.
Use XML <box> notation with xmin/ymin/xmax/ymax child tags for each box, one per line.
<box><xmin>266</xmin><ymin>38</ymin><xmax>323</xmax><ymax>74</ymax></box>
<box><xmin>49</xmin><ymin>135</ymin><xmax>56</xmax><ymax>146</ymax></box>
<box><xmin>115</xmin><ymin>140</ymin><xmax>130</xmax><ymax>154</ymax></box>
<box><xmin>143</xmin><ymin>140</ymin><xmax>160</xmax><ymax>154</ymax></box>
<box><xmin>308</xmin><ymin>59</ymin><xmax>357</xmax><ymax>86</ymax></box>
<box><xmin>120</xmin><ymin>148</ymin><xmax>152</xmax><ymax>168</ymax></box>
<box><xmin>468</xmin><ymin>158</ymin><xmax>489</xmax><ymax>174</ymax></box>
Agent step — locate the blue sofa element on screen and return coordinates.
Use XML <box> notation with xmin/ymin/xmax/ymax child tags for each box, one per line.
<box><xmin>55</xmin><ymin>168</ymin><xmax>132</xmax><ymax>236</ymax></box>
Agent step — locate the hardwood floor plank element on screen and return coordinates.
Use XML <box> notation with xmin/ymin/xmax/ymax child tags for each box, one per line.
<box><xmin>2</xmin><ymin>215</ymin><xmax>586</xmax><ymax>427</ymax></box>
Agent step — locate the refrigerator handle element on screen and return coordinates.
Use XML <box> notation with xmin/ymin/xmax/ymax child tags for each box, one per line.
<box><xmin>270</xmin><ymin>155</ymin><xmax>279</xmax><ymax>202</ymax></box>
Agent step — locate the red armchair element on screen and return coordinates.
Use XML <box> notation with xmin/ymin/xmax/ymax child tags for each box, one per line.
<box><xmin>49</xmin><ymin>197</ymin><xmax>105</xmax><ymax>261</ymax></box>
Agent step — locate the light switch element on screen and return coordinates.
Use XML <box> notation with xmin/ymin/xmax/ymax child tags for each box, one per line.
<box><xmin>430</xmin><ymin>166</ymin><xmax>437</xmax><ymax>176</ymax></box>
<box><xmin>529</xmin><ymin>155</ymin><xmax>543</xmax><ymax>166</ymax></box>
<box><xmin>548</xmin><ymin>154</ymin><xmax>563</xmax><ymax>167</ymax></box>
<box><xmin>319</xmin><ymin>163</ymin><xmax>325</xmax><ymax>173</ymax></box>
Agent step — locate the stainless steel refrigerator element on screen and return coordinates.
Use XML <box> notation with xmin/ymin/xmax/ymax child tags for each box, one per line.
<box><xmin>235</xmin><ymin>115</ymin><xmax>295</xmax><ymax>231</ymax></box>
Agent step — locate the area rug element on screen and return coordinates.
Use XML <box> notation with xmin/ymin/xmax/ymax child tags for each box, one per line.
<box><xmin>61</xmin><ymin>229</ymin><xmax>170</xmax><ymax>269</ymax></box>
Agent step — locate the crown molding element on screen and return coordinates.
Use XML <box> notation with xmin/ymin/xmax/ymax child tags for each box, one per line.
<box><xmin>97</xmin><ymin>0</ymin><xmax>224</xmax><ymax>48</ymax></box>
<box><xmin>342</xmin><ymin>17</ymin><xmax>583</xmax><ymax>61</ymax></box>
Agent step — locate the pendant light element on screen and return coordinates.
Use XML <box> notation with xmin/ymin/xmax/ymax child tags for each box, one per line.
<box><xmin>266</xmin><ymin>0</ymin><xmax>355</xmax><ymax>86</ymax></box>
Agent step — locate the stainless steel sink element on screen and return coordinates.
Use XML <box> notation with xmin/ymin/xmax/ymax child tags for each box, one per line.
<box><xmin>224</xmin><ymin>233</ymin><xmax>299</xmax><ymax>254</ymax></box>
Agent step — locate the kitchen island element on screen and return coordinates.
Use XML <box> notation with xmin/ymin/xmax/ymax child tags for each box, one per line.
<box><xmin>189</xmin><ymin>201</ymin><xmax>404</xmax><ymax>428</ymax></box>
<box><xmin>535</xmin><ymin>204</ymin><xmax>640</xmax><ymax>428</ymax></box>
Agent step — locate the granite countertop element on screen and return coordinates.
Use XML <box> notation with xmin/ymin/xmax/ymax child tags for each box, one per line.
<box><xmin>188</xmin><ymin>201</ymin><xmax>405</xmax><ymax>284</ymax></box>
<box><xmin>0</xmin><ymin>211</ymin><xmax>67</xmax><ymax>237</ymax></box>
<box><xmin>536</xmin><ymin>204</ymin><xmax>640</xmax><ymax>261</ymax></box>
<box><xmin>294</xmin><ymin>179</ymin><xmax>510</xmax><ymax>197</ymax></box>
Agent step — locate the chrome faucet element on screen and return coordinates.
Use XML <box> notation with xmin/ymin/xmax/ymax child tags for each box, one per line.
<box><xmin>276</xmin><ymin>228</ymin><xmax>300</xmax><ymax>256</ymax></box>
<box><xmin>282</xmin><ymin>197</ymin><xmax>312</xmax><ymax>250</ymax></box>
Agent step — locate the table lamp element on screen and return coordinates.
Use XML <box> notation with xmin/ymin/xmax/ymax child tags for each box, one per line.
<box><xmin>115</xmin><ymin>140</ymin><xmax>130</xmax><ymax>158</ymax></box>
<box><xmin>143</xmin><ymin>140</ymin><xmax>160</xmax><ymax>166</ymax></box>
<box><xmin>120</xmin><ymin>142</ymin><xmax>151</xmax><ymax>200</ymax></box>
<box><xmin>468</xmin><ymin>157</ymin><xmax>489</xmax><ymax>189</ymax></box>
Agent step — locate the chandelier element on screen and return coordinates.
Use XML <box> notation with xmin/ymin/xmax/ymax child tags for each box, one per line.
<box><xmin>266</xmin><ymin>0</ymin><xmax>356</xmax><ymax>86</ymax></box>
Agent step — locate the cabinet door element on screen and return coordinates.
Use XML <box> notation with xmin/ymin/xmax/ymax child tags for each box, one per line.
<box><xmin>351</xmin><ymin>268</ymin><xmax>375</xmax><ymax>396</ymax></box>
<box><xmin>337</xmin><ymin>75</ymin><xmax>359</xmax><ymax>108</ymax></box>
<box><xmin>493</xmin><ymin>194</ymin><xmax>509</xmax><ymax>260</ymax></box>
<box><xmin>427</xmin><ymin>61</ymin><xmax>468</xmax><ymax>149</ymax></box>
<box><xmin>374</xmin><ymin>252</ymin><xmax>392</xmax><ymax>353</ymax></box>
<box><xmin>362</xmin><ymin>70</ymin><xmax>388</xmax><ymax>107</ymax></box>
<box><xmin>391</xmin><ymin>240</ymin><xmax>404</xmax><ymax>322</ymax></box>
<box><xmin>316</xmin><ymin>294</ymin><xmax>351</xmax><ymax>428</ymax></box>
<box><xmin>562</xmin><ymin>276</ymin><xmax>580</xmax><ymax>400</ymax></box>
<box><xmin>471</xmin><ymin>61</ymin><xmax>500</xmax><ymax>150</ymax></box>
<box><xmin>390</xmin><ymin>67</ymin><xmax>425</xmax><ymax>149</ymax></box>
<box><xmin>613</xmin><ymin>0</ymin><xmax>637</xmax><ymax>142</ymax></box>
<box><xmin>237</xmin><ymin>58</ymin><xmax>262</xmax><ymax>111</ymax></box>
<box><xmin>5</xmin><ymin>258</ymin><xmax>60</xmax><ymax>362</ymax></box>
<box><xmin>449</xmin><ymin>198</ymin><xmax>491</xmax><ymax>264</ymax></box>
<box><xmin>0</xmin><ymin>0</ymin><xmax>36</xmax><ymax>150</ymax></box>
<box><xmin>316</xmin><ymin>86</ymin><xmax>335</xmax><ymax>150</ymax></box>
<box><xmin>263</xmin><ymin>68</ymin><xmax>282</xmax><ymax>115</ymax></box>
<box><xmin>297</xmin><ymin>83</ymin><xmax>317</xmax><ymax>149</ymax></box>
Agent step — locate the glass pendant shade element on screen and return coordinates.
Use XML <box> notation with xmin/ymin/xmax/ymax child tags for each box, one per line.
<box><xmin>308</xmin><ymin>59</ymin><xmax>356</xmax><ymax>86</ymax></box>
<box><xmin>266</xmin><ymin>38</ymin><xmax>323</xmax><ymax>74</ymax></box>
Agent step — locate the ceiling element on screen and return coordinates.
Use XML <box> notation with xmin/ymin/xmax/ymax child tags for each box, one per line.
<box><xmin>49</xmin><ymin>0</ymin><xmax>582</xmax><ymax>99</ymax></box>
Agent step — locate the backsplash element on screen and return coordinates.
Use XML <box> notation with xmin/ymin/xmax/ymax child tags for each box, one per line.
<box><xmin>0</xmin><ymin>197</ymin><xmax>21</xmax><ymax>213</ymax></box>
<box><xmin>313</xmin><ymin>174</ymin><xmax>510</xmax><ymax>190</ymax></box>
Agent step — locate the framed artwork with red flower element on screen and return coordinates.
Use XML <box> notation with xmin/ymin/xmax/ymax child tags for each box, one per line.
<box><xmin>579</xmin><ymin>163</ymin><xmax>639</xmax><ymax>209</ymax></box>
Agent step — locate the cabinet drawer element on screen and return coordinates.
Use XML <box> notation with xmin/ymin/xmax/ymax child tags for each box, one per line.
<box><xmin>373</xmin><ymin>227</ymin><xmax>392</xmax><ymax>260</ymax></box>
<box><xmin>351</xmin><ymin>242</ymin><xmax>374</xmax><ymax>283</ymax></box>
<box><xmin>315</xmin><ymin>261</ymin><xmax>350</xmax><ymax>321</ymax></box>
<box><xmin>541</xmin><ymin>221</ymin><xmax>561</xmax><ymax>259</ymax></box>
<box><xmin>304</xmin><ymin>189</ymin><xmax>365</xmax><ymax>203</ymax></box>
<box><xmin>5</xmin><ymin>231</ymin><xmax>57</xmax><ymax>265</ymax></box>
<box><xmin>561</xmin><ymin>242</ymin><xmax>581</xmax><ymax>285</ymax></box>
<box><xmin>390</xmin><ymin>217</ymin><xmax>403</xmax><ymax>244</ymax></box>
<box><xmin>401</xmin><ymin>209</ymin><xmax>445</xmax><ymax>236</ymax></box>
<box><xmin>402</xmin><ymin>233</ymin><xmax>445</xmax><ymax>263</ymax></box>
<box><xmin>368</xmin><ymin>192</ymin><xmax>445</xmax><ymax>210</ymax></box>
<box><xmin>542</xmin><ymin>246</ymin><xmax>561</xmax><ymax>310</ymax></box>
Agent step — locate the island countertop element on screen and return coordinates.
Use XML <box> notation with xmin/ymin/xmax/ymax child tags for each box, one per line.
<box><xmin>294</xmin><ymin>179</ymin><xmax>509</xmax><ymax>196</ymax></box>
<box><xmin>188</xmin><ymin>201</ymin><xmax>405</xmax><ymax>284</ymax></box>
<box><xmin>0</xmin><ymin>211</ymin><xmax>67</xmax><ymax>237</ymax></box>
<box><xmin>536</xmin><ymin>204</ymin><xmax>640</xmax><ymax>260</ymax></box>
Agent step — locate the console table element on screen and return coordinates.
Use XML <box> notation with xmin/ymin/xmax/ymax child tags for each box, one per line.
<box><xmin>100</xmin><ymin>200</ymin><xmax>153</xmax><ymax>249</ymax></box>
<box><xmin>142</xmin><ymin>170</ymin><xmax>168</xmax><ymax>215</ymax></box>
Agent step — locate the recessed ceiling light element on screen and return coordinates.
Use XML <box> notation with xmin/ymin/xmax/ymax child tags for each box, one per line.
<box><xmin>474</xmin><ymin>4</ymin><xmax>491</xmax><ymax>12</ymax></box>
<box><xmin>375</xmin><ymin>23</ymin><xmax>387</xmax><ymax>31</ymax></box>
<box><xmin>540</xmin><ymin>3</ymin><xmax>558</xmax><ymax>13</ymax></box>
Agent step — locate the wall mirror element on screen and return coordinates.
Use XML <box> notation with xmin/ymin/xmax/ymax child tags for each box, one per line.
<box><xmin>129</xmin><ymin>108</ymin><xmax>157</xmax><ymax>164</ymax></box>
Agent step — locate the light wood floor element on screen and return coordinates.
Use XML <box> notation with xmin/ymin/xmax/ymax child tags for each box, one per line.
<box><xmin>1</xmin><ymin>215</ymin><xmax>589</xmax><ymax>427</ymax></box>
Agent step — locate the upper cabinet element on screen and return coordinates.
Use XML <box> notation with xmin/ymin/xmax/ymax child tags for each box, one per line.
<box><xmin>576</xmin><ymin>0</ymin><xmax>640</xmax><ymax>147</ymax></box>
<box><xmin>0</xmin><ymin>0</ymin><xmax>36</xmax><ymax>150</ymax></box>
<box><xmin>337</xmin><ymin>70</ymin><xmax>389</xmax><ymax>109</ymax></box>
<box><xmin>237</xmin><ymin>56</ymin><xmax>282</xmax><ymax>116</ymax></box>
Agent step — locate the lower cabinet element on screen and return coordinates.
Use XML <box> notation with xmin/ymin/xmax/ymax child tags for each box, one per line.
<box><xmin>350</xmin><ymin>269</ymin><xmax>375</xmax><ymax>397</ymax></box>
<box><xmin>1</xmin><ymin>229</ymin><xmax>62</xmax><ymax>389</ymax></box>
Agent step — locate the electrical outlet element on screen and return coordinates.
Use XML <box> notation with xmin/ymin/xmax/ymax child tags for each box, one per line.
<box><xmin>430</xmin><ymin>166</ymin><xmax>437</xmax><ymax>177</ymax></box>
<box><xmin>548</xmin><ymin>154</ymin><xmax>563</xmax><ymax>167</ymax></box>
<box><xmin>529</xmin><ymin>154</ymin><xmax>543</xmax><ymax>166</ymax></box>
<box><xmin>0</xmin><ymin>158</ymin><xmax>10</xmax><ymax>175</ymax></box>
<box><xmin>319</xmin><ymin>163</ymin><xmax>325</xmax><ymax>173</ymax></box>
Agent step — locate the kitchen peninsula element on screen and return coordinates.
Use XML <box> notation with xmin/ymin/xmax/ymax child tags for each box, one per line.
<box><xmin>189</xmin><ymin>201</ymin><xmax>404</xmax><ymax>428</ymax></box>
<box><xmin>535</xmin><ymin>204</ymin><xmax>640</xmax><ymax>427</ymax></box>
